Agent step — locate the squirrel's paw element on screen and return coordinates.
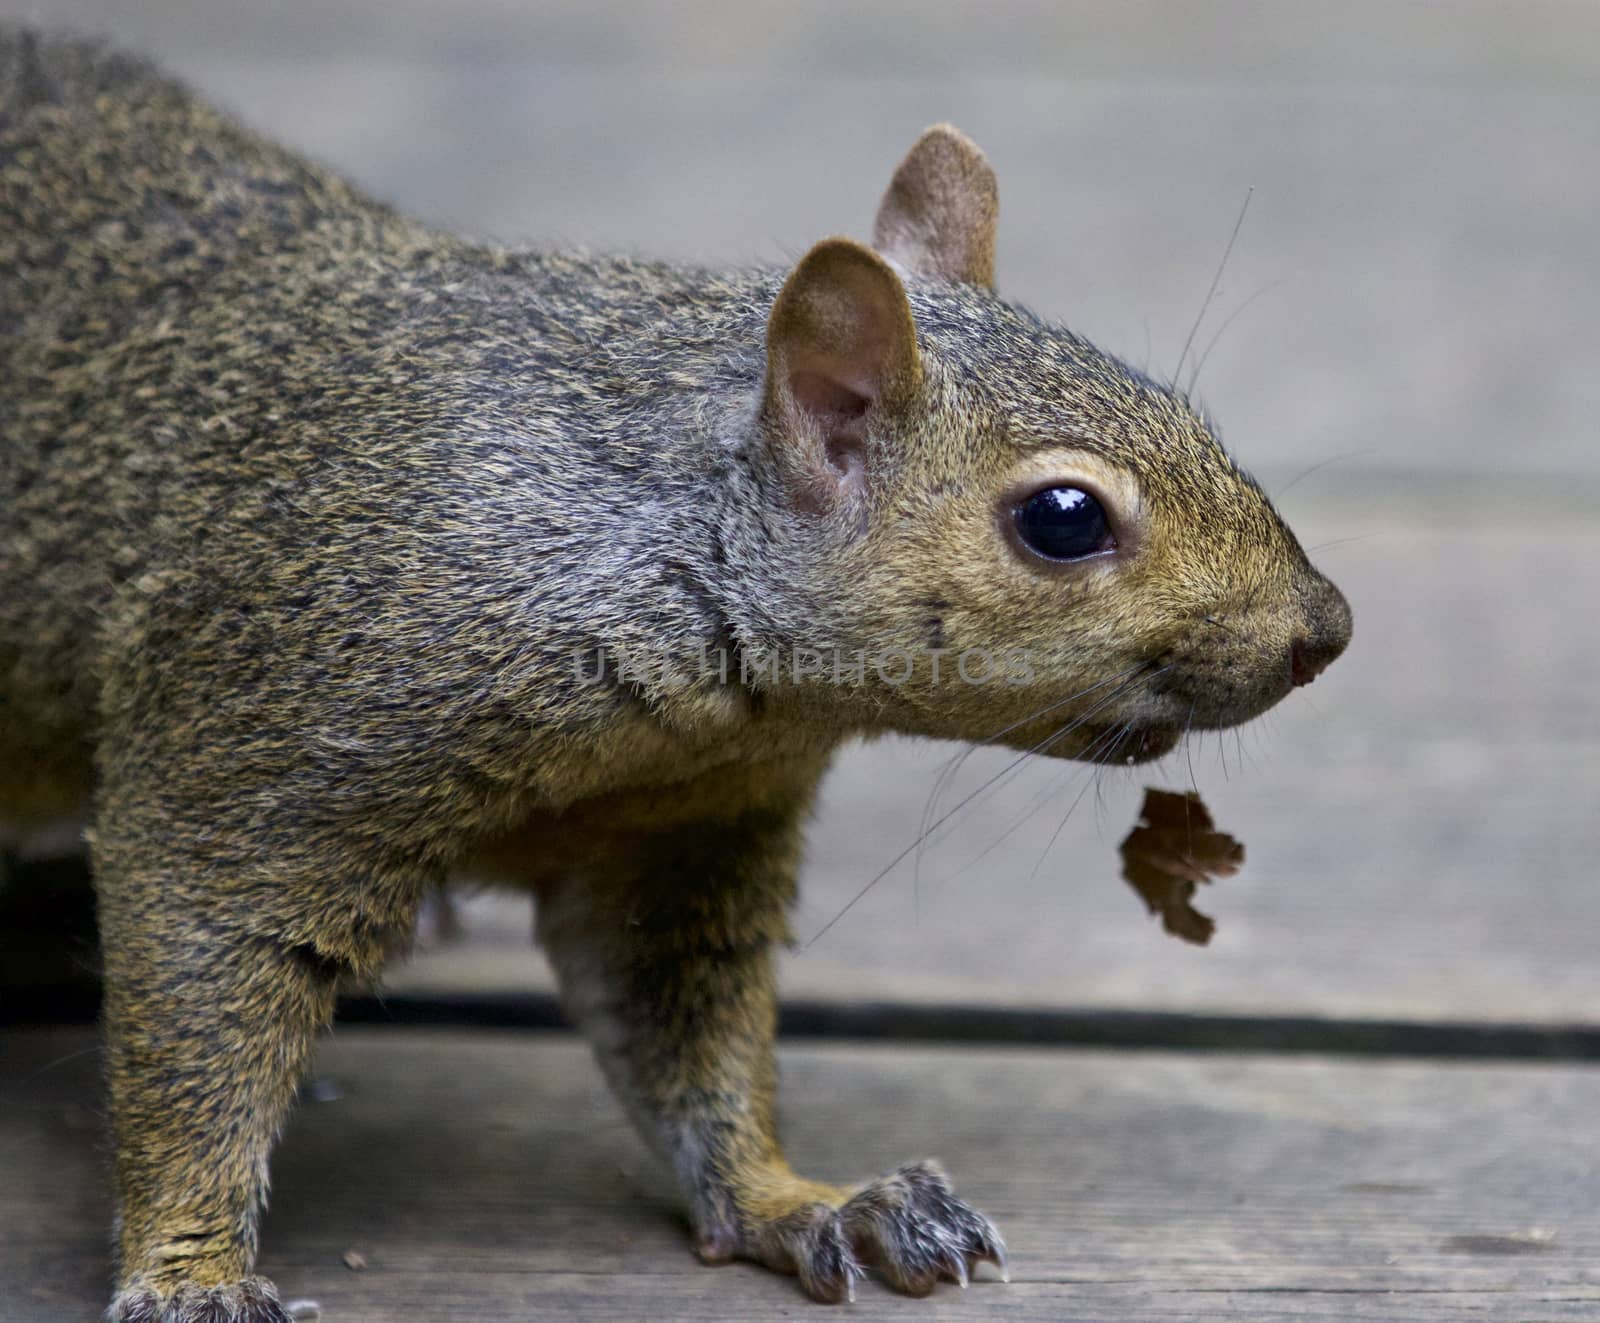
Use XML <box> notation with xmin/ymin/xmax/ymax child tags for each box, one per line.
<box><xmin>108</xmin><ymin>1275</ymin><xmax>297</xmax><ymax>1323</ymax></box>
<box><xmin>745</xmin><ymin>1201</ymin><xmax>866</xmax><ymax>1304</ymax></box>
<box><xmin>840</xmin><ymin>1160</ymin><xmax>1007</xmax><ymax>1297</ymax></box>
<box><xmin>706</xmin><ymin>1159</ymin><xmax>1006</xmax><ymax>1303</ymax></box>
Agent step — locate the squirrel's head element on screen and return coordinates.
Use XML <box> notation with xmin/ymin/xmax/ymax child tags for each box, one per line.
<box><xmin>741</xmin><ymin>125</ymin><xmax>1350</xmax><ymax>763</ymax></box>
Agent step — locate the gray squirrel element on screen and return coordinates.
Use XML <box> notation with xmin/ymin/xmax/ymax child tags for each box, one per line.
<box><xmin>0</xmin><ymin>26</ymin><xmax>1350</xmax><ymax>1318</ymax></box>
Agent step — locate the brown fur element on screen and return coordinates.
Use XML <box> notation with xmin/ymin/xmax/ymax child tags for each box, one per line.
<box><xmin>0</xmin><ymin>27</ymin><xmax>1349</xmax><ymax>1317</ymax></box>
<box><xmin>874</xmin><ymin>124</ymin><xmax>999</xmax><ymax>288</ymax></box>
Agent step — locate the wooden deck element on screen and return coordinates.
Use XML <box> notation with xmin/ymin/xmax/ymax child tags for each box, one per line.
<box><xmin>7</xmin><ymin>1028</ymin><xmax>1600</xmax><ymax>1321</ymax></box>
<box><xmin>3</xmin><ymin>0</ymin><xmax>1598</xmax><ymax>1318</ymax></box>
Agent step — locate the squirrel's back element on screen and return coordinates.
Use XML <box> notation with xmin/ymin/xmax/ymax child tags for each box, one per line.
<box><xmin>0</xmin><ymin>27</ymin><xmax>769</xmax><ymax>827</ymax></box>
<box><xmin>0</xmin><ymin>27</ymin><xmax>384</xmax><ymax>330</ymax></box>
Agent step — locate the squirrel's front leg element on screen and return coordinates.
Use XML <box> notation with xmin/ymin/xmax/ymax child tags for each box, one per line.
<box><xmin>533</xmin><ymin>789</ymin><xmax>1006</xmax><ymax>1303</ymax></box>
<box><xmin>92</xmin><ymin>774</ymin><xmax>408</xmax><ymax>1323</ymax></box>
<box><xmin>98</xmin><ymin>877</ymin><xmax>329</xmax><ymax>1321</ymax></box>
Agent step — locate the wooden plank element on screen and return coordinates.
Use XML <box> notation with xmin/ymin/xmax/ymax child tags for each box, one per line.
<box><xmin>12</xmin><ymin>1</ymin><xmax>1600</xmax><ymax>478</ymax></box>
<box><xmin>5</xmin><ymin>1028</ymin><xmax>1599</xmax><ymax>1320</ymax></box>
<box><xmin>5</xmin><ymin>515</ymin><xmax>1563</xmax><ymax>1028</ymax></box>
<box><xmin>381</xmin><ymin>521</ymin><xmax>1600</xmax><ymax>1028</ymax></box>
<box><xmin>19</xmin><ymin>0</ymin><xmax>1600</xmax><ymax>83</ymax></box>
<box><xmin>780</xmin><ymin>540</ymin><xmax>1600</xmax><ymax>1025</ymax></box>
<box><xmin>20</xmin><ymin>527</ymin><xmax>1600</xmax><ymax>1034</ymax></box>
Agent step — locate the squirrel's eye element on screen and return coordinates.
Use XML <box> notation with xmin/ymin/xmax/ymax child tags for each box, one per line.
<box><xmin>1014</xmin><ymin>486</ymin><xmax>1114</xmax><ymax>561</ymax></box>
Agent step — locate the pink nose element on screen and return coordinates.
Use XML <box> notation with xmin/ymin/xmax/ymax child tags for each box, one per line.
<box><xmin>1290</xmin><ymin>635</ymin><xmax>1338</xmax><ymax>687</ymax></box>
<box><xmin>1288</xmin><ymin>576</ymin><xmax>1352</xmax><ymax>688</ymax></box>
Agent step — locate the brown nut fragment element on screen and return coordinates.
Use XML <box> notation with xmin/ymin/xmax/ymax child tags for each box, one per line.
<box><xmin>1119</xmin><ymin>788</ymin><xmax>1245</xmax><ymax>945</ymax></box>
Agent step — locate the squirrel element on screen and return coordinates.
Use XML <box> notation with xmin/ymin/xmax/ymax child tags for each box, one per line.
<box><xmin>0</xmin><ymin>25</ymin><xmax>1351</xmax><ymax>1320</ymax></box>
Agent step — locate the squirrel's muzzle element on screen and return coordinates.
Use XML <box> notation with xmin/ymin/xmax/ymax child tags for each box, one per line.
<box><xmin>1289</xmin><ymin>575</ymin><xmax>1352</xmax><ymax>688</ymax></box>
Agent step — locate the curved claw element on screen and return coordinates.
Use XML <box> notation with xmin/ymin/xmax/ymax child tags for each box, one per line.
<box><xmin>697</xmin><ymin>1159</ymin><xmax>1006</xmax><ymax>1303</ymax></box>
<box><xmin>839</xmin><ymin>1159</ymin><xmax>1008</xmax><ymax>1298</ymax></box>
<box><xmin>784</xmin><ymin>1206</ymin><xmax>867</xmax><ymax>1304</ymax></box>
<box><xmin>994</xmin><ymin>1240</ymin><xmax>1012</xmax><ymax>1284</ymax></box>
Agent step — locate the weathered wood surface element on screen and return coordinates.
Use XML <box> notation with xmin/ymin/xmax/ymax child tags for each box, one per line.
<box><xmin>5</xmin><ymin>1028</ymin><xmax>1599</xmax><ymax>1320</ymax></box>
<box><xmin>19</xmin><ymin>0</ymin><xmax>1600</xmax><ymax>480</ymax></box>
<box><xmin>385</xmin><ymin>516</ymin><xmax>1600</xmax><ymax>1025</ymax></box>
<box><xmin>3</xmin><ymin>0</ymin><xmax>1596</xmax><ymax>1028</ymax></box>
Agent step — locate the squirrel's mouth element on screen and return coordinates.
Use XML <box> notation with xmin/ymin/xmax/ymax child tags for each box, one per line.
<box><xmin>1113</xmin><ymin>723</ymin><xmax>1177</xmax><ymax>764</ymax></box>
<box><xmin>1022</xmin><ymin>721</ymin><xmax>1182</xmax><ymax>765</ymax></box>
<box><xmin>1094</xmin><ymin>723</ymin><xmax>1182</xmax><ymax>765</ymax></box>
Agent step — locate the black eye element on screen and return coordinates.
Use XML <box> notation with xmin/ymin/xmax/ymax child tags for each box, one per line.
<box><xmin>1013</xmin><ymin>486</ymin><xmax>1114</xmax><ymax>561</ymax></box>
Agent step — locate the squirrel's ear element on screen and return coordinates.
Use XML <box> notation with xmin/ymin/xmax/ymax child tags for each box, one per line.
<box><xmin>872</xmin><ymin>124</ymin><xmax>998</xmax><ymax>289</ymax></box>
<box><xmin>763</xmin><ymin>236</ymin><xmax>922</xmax><ymax>516</ymax></box>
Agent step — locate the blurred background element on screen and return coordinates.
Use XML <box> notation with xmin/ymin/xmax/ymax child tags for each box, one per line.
<box><xmin>6</xmin><ymin>0</ymin><xmax>1598</xmax><ymax>1030</ymax></box>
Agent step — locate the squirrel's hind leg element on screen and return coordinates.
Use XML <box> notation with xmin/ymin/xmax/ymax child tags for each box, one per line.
<box><xmin>532</xmin><ymin>767</ymin><xmax>1006</xmax><ymax>1303</ymax></box>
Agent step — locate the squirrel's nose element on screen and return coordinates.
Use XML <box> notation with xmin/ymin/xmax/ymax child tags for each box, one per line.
<box><xmin>1288</xmin><ymin>577</ymin><xmax>1352</xmax><ymax>688</ymax></box>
